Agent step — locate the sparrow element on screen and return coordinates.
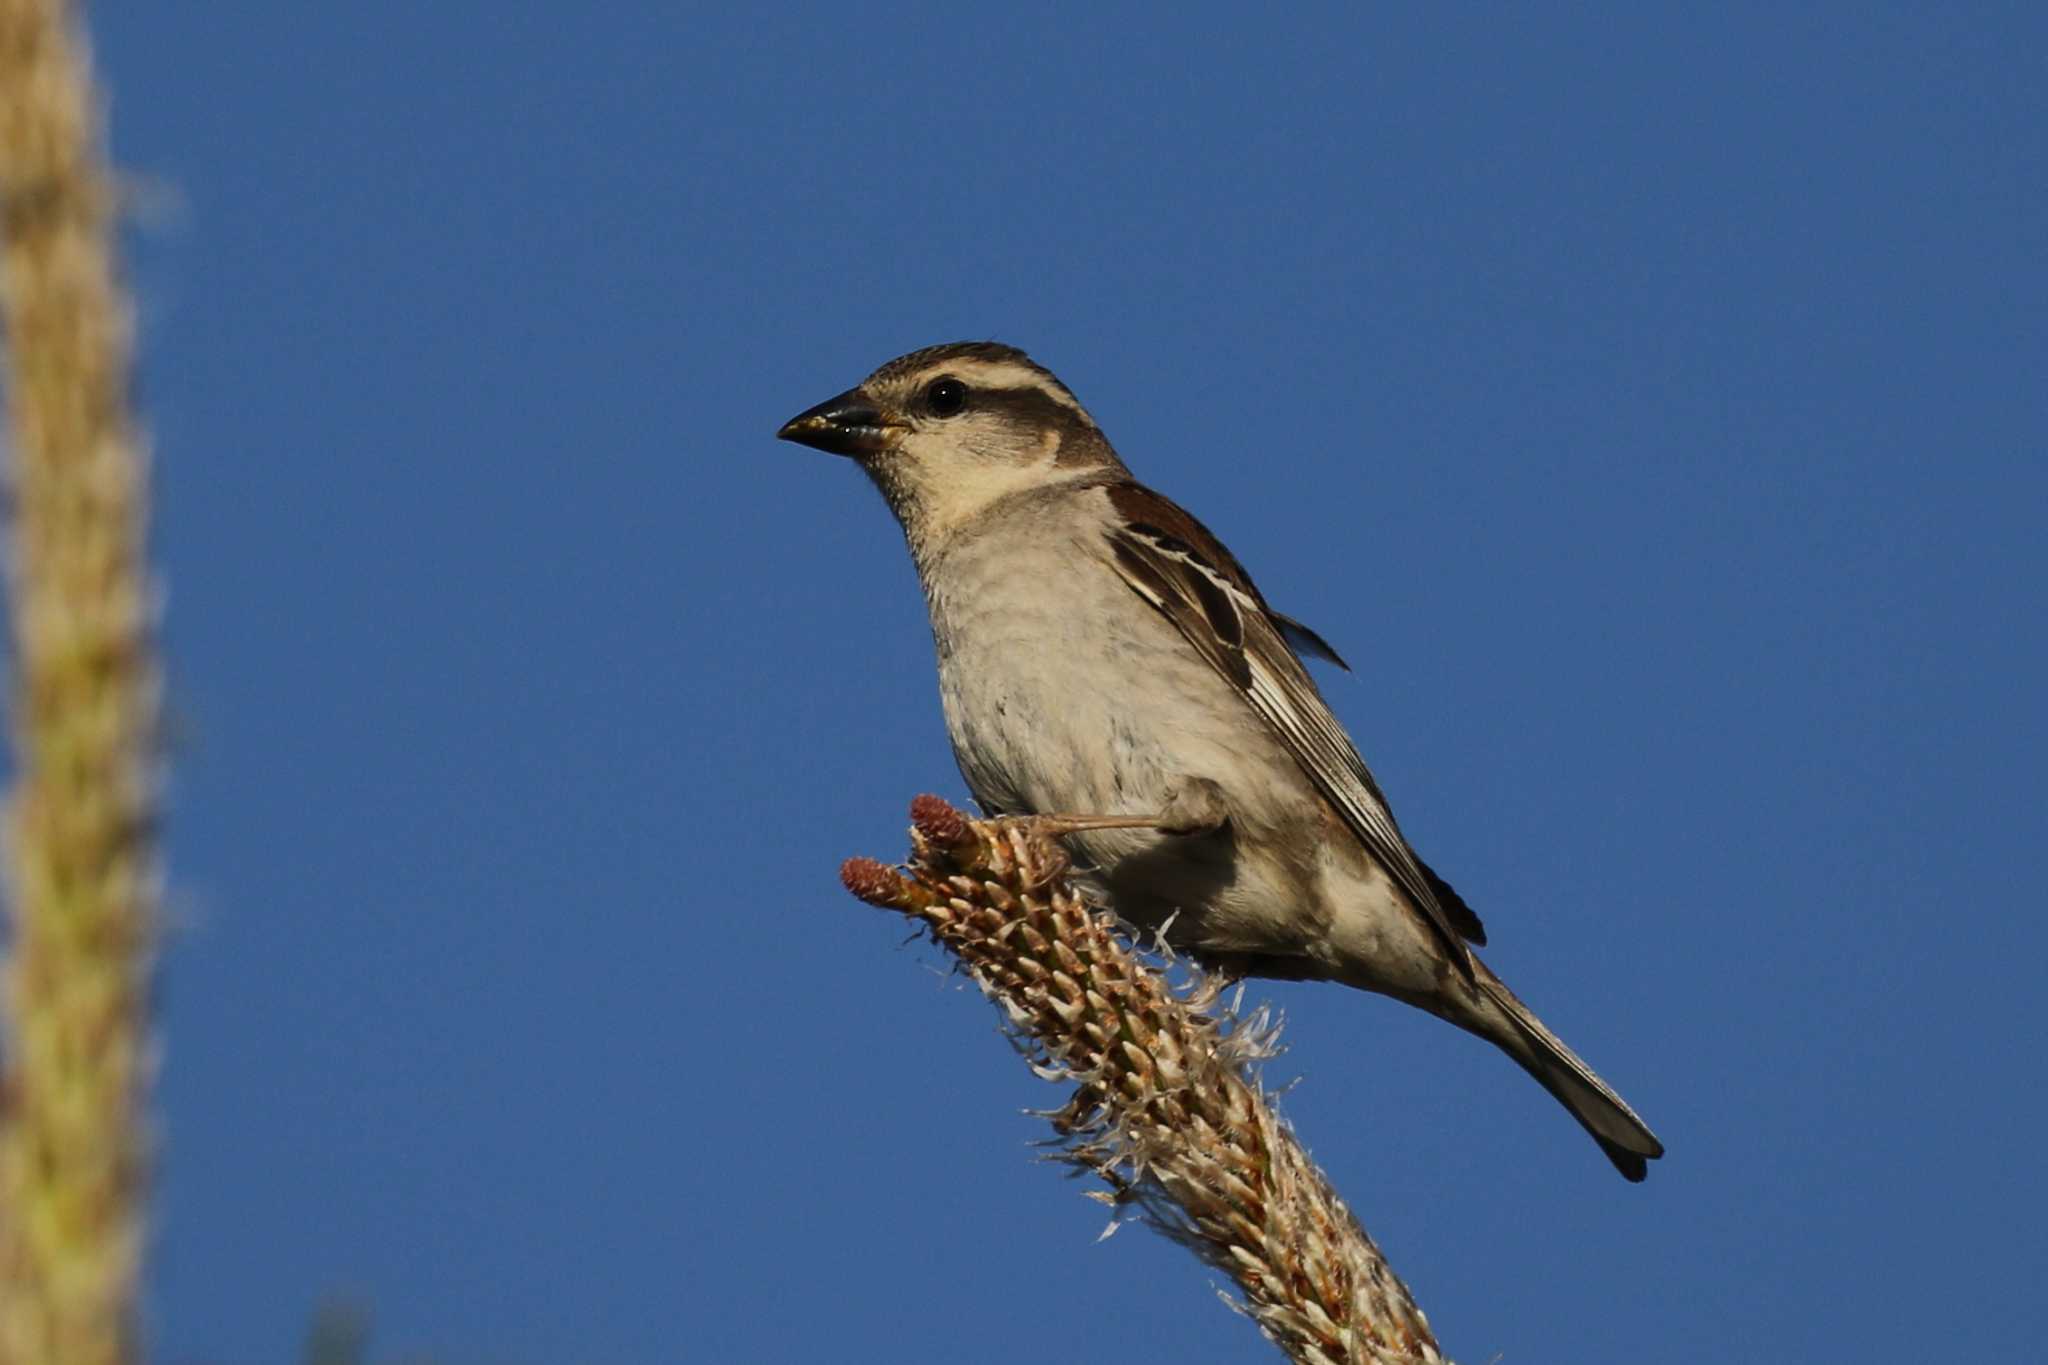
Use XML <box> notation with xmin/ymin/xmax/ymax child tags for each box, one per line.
<box><xmin>778</xmin><ymin>341</ymin><xmax>1664</xmax><ymax>1180</ymax></box>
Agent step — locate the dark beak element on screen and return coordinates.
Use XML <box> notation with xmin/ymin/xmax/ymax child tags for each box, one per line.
<box><xmin>776</xmin><ymin>388</ymin><xmax>895</xmax><ymax>458</ymax></box>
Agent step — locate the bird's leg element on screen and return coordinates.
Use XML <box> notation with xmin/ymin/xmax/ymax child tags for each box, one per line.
<box><xmin>1027</xmin><ymin>812</ymin><xmax>1164</xmax><ymax>836</ymax></box>
<box><xmin>1028</xmin><ymin>777</ymin><xmax>1231</xmax><ymax>839</ymax></box>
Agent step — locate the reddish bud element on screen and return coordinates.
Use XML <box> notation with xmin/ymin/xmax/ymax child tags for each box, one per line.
<box><xmin>908</xmin><ymin>793</ymin><xmax>971</xmax><ymax>848</ymax></box>
<box><xmin>841</xmin><ymin>856</ymin><xmax>909</xmax><ymax>907</ymax></box>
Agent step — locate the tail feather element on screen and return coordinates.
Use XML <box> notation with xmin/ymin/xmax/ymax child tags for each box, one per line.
<box><xmin>1470</xmin><ymin>959</ymin><xmax>1664</xmax><ymax>1182</ymax></box>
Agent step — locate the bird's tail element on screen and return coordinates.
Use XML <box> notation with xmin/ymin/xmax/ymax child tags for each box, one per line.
<box><xmin>1468</xmin><ymin>957</ymin><xmax>1665</xmax><ymax>1181</ymax></box>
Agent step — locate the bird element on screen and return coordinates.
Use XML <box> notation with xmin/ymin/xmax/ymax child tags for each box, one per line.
<box><xmin>777</xmin><ymin>341</ymin><xmax>1664</xmax><ymax>1180</ymax></box>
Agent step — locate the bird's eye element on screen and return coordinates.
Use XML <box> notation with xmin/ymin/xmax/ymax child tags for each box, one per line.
<box><xmin>924</xmin><ymin>377</ymin><xmax>968</xmax><ymax>418</ymax></box>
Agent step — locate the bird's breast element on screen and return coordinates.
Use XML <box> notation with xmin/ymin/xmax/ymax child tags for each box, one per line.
<box><xmin>920</xmin><ymin>509</ymin><xmax>1331</xmax><ymax>958</ymax></box>
<box><xmin>927</xmin><ymin>520</ymin><xmax>1246</xmax><ymax>819</ymax></box>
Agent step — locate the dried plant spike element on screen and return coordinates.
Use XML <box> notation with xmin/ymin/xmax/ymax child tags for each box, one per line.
<box><xmin>842</xmin><ymin>802</ymin><xmax>1447</xmax><ymax>1364</ymax></box>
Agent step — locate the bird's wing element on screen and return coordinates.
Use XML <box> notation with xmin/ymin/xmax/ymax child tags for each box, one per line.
<box><xmin>1101</xmin><ymin>482</ymin><xmax>1485</xmax><ymax>964</ymax></box>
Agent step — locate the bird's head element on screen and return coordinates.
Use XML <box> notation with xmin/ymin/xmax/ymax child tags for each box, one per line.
<box><xmin>777</xmin><ymin>342</ymin><xmax>1126</xmax><ymax>551</ymax></box>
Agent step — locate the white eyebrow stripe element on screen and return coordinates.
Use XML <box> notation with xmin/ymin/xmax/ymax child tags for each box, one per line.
<box><xmin>920</xmin><ymin>358</ymin><xmax>1088</xmax><ymax>416</ymax></box>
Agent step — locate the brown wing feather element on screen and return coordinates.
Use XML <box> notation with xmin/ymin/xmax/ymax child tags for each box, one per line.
<box><xmin>1103</xmin><ymin>482</ymin><xmax>1484</xmax><ymax>965</ymax></box>
<box><xmin>1109</xmin><ymin>536</ymin><xmax>1252</xmax><ymax>687</ymax></box>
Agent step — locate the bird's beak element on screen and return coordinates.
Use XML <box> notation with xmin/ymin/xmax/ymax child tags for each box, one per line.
<box><xmin>776</xmin><ymin>388</ymin><xmax>897</xmax><ymax>458</ymax></box>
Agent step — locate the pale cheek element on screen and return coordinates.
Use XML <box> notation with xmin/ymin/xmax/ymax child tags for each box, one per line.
<box><xmin>904</xmin><ymin>451</ymin><xmax>1058</xmax><ymax>537</ymax></box>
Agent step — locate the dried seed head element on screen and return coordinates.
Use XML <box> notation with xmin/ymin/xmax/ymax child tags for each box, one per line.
<box><xmin>838</xmin><ymin>804</ymin><xmax>1447</xmax><ymax>1364</ymax></box>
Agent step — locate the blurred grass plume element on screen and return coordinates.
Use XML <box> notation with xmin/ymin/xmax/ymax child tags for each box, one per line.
<box><xmin>0</xmin><ymin>2</ymin><xmax>160</xmax><ymax>1362</ymax></box>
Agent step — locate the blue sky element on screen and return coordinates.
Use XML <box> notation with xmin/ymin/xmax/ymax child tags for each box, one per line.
<box><xmin>77</xmin><ymin>4</ymin><xmax>2044</xmax><ymax>1361</ymax></box>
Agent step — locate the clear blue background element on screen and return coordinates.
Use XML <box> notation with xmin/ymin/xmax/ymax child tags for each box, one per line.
<box><xmin>82</xmin><ymin>4</ymin><xmax>2044</xmax><ymax>1361</ymax></box>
